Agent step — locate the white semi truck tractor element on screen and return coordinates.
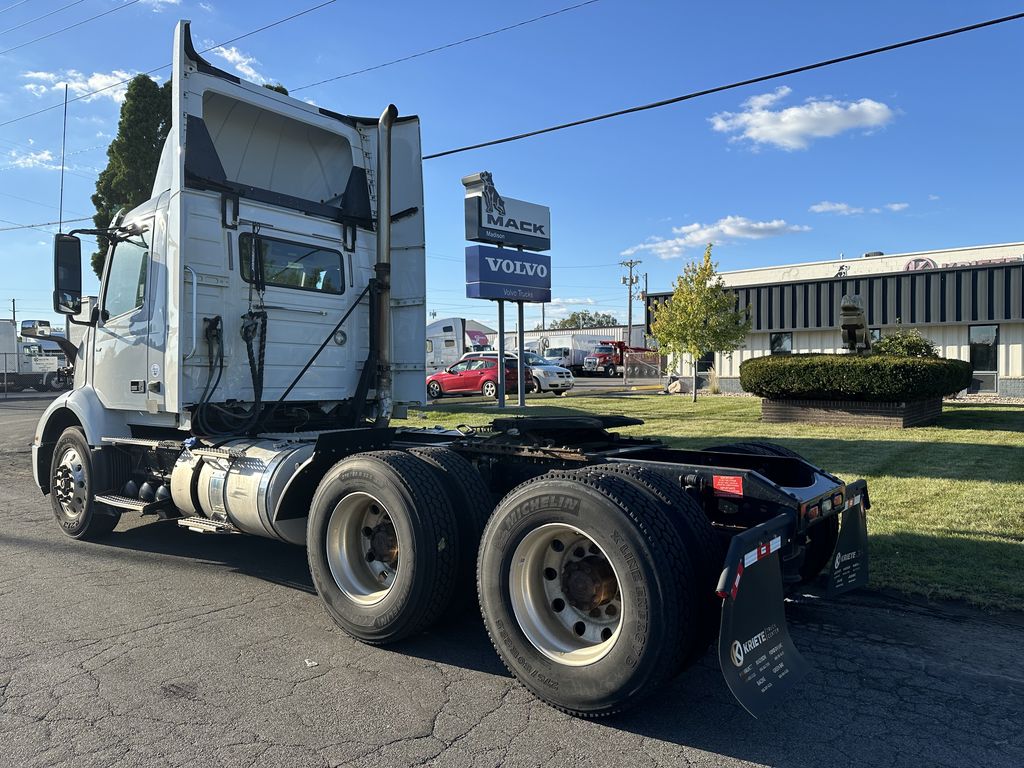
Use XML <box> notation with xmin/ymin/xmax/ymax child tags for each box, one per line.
<box><xmin>34</xmin><ymin>20</ymin><xmax>872</xmax><ymax>718</ymax></box>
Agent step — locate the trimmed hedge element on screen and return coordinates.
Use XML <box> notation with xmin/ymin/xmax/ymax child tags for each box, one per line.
<box><xmin>739</xmin><ymin>353</ymin><xmax>972</xmax><ymax>402</ymax></box>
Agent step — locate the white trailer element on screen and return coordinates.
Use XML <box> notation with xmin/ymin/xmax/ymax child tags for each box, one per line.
<box><xmin>32</xmin><ymin>20</ymin><xmax>871</xmax><ymax>719</ymax></box>
<box><xmin>541</xmin><ymin>334</ymin><xmax>602</xmax><ymax>373</ymax></box>
<box><xmin>425</xmin><ymin>317</ymin><xmax>491</xmax><ymax>373</ymax></box>
<box><xmin>1</xmin><ymin>320</ymin><xmax>63</xmax><ymax>391</ymax></box>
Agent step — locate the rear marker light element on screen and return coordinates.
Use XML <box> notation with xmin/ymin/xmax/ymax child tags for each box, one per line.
<box><xmin>822</xmin><ymin>498</ymin><xmax>832</xmax><ymax>513</ymax></box>
<box><xmin>808</xmin><ymin>505</ymin><xmax>820</xmax><ymax>520</ymax></box>
<box><xmin>833</xmin><ymin>493</ymin><xmax>844</xmax><ymax>507</ymax></box>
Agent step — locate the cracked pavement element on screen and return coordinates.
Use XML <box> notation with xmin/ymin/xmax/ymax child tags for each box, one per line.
<box><xmin>1</xmin><ymin>399</ymin><xmax>1022</xmax><ymax>767</ymax></box>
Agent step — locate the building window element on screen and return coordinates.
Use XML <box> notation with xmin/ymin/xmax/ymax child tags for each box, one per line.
<box><xmin>770</xmin><ymin>332</ymin><xmax>792</xmax><ymax>355</ymax></box>
<box><xmin>969</xmin><ymin>325</ymin><xmax>998</xmax><ymax>372</ymax></box>
<box><xmin>697</xmin><ymin>350</ymin><xmax>714</xmax><ymax>372</ymax></box>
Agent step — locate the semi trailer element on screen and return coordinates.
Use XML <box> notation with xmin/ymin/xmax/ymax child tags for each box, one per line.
<box><xmin>34</xmin><ymin>20</ymin><xmax>870</xmax><ymax>719</ymax></box>
<box><xmin>1</xmin><ymin>319</ymin><xmax>67</xmax><ymax>391</ymax></box>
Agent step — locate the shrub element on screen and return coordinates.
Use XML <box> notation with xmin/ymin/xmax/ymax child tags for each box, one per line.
<box><xmin>873</xmin><ymin>327</ymin><xmax>939</xmax><ymax>358</ymax></box>
<box><xmin>740</xmin><ymin>353</ymin><xmax>972</xmax><ymax>402</ymax></box>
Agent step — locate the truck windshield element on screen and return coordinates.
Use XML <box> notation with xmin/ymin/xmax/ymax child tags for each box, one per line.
<box><xmin>594</xmin><ymin>346</ymin><xmax>613</xmax><ymax>354</ymax></box>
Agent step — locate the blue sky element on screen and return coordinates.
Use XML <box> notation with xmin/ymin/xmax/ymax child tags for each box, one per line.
<box><xmin>1</xmin><ymin>0</ymin><xmax>1022</xmax><ymax>331</ymax></box>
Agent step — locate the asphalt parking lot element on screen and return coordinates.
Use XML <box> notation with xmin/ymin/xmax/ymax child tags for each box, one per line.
<box><xmin>1</xmin><ymin>398</ymin><xmax>1022</xmax><ymax>767</ymax></box>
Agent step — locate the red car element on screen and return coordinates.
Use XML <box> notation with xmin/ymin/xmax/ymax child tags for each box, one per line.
<box><xmin>427</xmin><ymin>358</ymin><xmax>528</xmax><ymax>399</ymax></box>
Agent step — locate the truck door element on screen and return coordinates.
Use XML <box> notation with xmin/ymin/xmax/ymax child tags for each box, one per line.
<box><xmin>91</xmin><ymin>220</ymin><xmax>153</xmax><ymax>411</ymax></box>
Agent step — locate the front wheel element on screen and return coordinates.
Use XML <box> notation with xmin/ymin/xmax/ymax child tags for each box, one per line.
<box><xmin>50</xmin><ymin>427</ymin><xmax>120</xmax><ymax>540</ymax></box>
<box><xmin>604</xmin><ymin>365</ymin><xmax>616</xmax><ymax>378</ymax></box>
<box><xmin>426</xmin><ymin>380</ymin><xmax>442</xmax><ymax>399</ymax></box>
<box><xmin>533</xmin><ymin>377</ymin><xmax>543</xmax><ymax>394</ymax></box>
<box><xmin>481</xmin><ymin>380</ymin><xmax>497</xmax><ymax>399</ymax></box>
<box><xmin>478</xmin><ymin>470</ymin><xmax>696</xmax><ymax>717</ymax></box>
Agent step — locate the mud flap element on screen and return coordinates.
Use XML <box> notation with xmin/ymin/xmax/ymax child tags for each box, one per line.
<box><xmin>827</xmin><ymin>480</ymin><xmax>870</xmax><ymax>597</ymax></box>
<box><xmin>716</xmin><ymin>513</ymin><xmax>809</xmax><ymax>718</ymax></box>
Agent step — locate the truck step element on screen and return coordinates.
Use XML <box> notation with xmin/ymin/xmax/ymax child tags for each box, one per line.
<box><xmin>177</xmin><ymin>516</ymin><xmax>240</xmax><ymax>534</ymax></box>
<box><xmin>94</xmin><ymin>493</ymin><xmax>173</xmax><ymax>515</ymax></box>
<box><xmin>102</xmin><ymin>436</ymin><xmax>185</xmax><ymax>451</ymax></box>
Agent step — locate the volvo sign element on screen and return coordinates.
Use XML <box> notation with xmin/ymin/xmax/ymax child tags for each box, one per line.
<box><xmin>462</xmin><ymin>171</ymin><xmax>551</xmax><ymax>251</ymax></box>
<box><xmin>466</xmin><ymin>245</ymin><xmax>551</xmax><ymax>303</ymax></box>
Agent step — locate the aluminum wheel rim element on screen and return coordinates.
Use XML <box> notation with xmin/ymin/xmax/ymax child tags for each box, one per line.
<box><xmin>509</xmin><ymin>523</ymin><xmax>623</xmax><ymax>667</ymax></box>
<box><xmin>325</xmin><ymin>492</ymin><xmax>400</xmax><ymax>606</ymax></box>
<box><xmin>52</xmin><ymin>446</ymin><xmax>87</xmax><ymax>518</ymax></box>
<box><xmin>483</xmin><ymin>381</ymin><xmax>496</xmax><ymax>397</ymax></box>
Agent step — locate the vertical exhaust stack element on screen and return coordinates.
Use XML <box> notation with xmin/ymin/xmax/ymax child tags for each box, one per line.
<box><xmin>374</xmin><ymin>104</ymin><xmax>398</xmax><ymax>427</ymax></box>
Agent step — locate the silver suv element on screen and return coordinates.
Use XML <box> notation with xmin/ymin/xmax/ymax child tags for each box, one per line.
<box><xmin>459</xmin><ymin>351</ymin><xmax>574</xmax><ymax>395</ymax></box>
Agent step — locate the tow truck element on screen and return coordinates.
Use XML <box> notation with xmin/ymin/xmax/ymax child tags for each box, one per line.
<box><xmin>34</xmin><ymin>20</ymin><xmax>869</xmax><ymax>718</ymax></box>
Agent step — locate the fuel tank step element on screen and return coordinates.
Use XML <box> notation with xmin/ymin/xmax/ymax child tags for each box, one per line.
<box><xmin>94</xmin><ymin>493</ymin><xmax>173</xmax><ymax>515</ymax></box>
<box><xmin>177</xmin><ymin>516</ymin><xmax>240</xmax><ymax>534</ymax></box>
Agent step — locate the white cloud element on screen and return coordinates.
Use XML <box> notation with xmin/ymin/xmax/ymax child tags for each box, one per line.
<box><xmin>549</xmin><ymin>297</ymin><xmax>596</xmax><ymax>306</ymax></box>
<box><xmin>199</xmin><ymin>1</ymin><xmax>214</xmax><ymax>11</ymax></box>
<box><xmin>928</xmin><ymin>194</ymin><xmax>940</xmax><ymax>201</ymax></box>
<box><xmin>710</xmin><ymin>86</ymin><xmax>895</xmax><ymax>150</ymax></box>
<box><xmin>20</xmin><ymin>69</ymin><xmax>136</xmax><ymax>103</ymax></box>
<box><xmin>5</xmin><ymin>149</ymin><xmax>60</xmax><ymax>170</ymax></box>
<box><xmin>140</xmin><ymin>0</ymin><xmax>180</xmax><ymax>10</ymax></box>
<box><xmin>809</xmin><ymin>201</ymin><xmax>863</xmax><ymax>216</ymax></box>
<box><xmin>885</xmin><ymin>202</ymin><xmax>909</xmax><ymax>211</ymax></box>
<box><xmin>210</xmin><ymin>45</ymin><xmax>267</xmax><ymax>84</ymax></box>
<box><xmin>621</xmin><ymin>215</ymin><xmax>809</xmax><ymax>260</ymax></box>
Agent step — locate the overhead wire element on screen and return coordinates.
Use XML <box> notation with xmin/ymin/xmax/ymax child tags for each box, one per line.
<box><xmin>422</xmin><ymin>11</ymin><xmax>1024</xmax><ymax>159</ymax></box>
<box><xmin>0</xmin><ymin>0</ymin><xmax>143</xmax><ymax>56</ymax></box>
<box><xmin>292</xmin><ymin>0</ymin><xmax>602</xmax><ymax>92</ymax></box>
<box><xmin>0</xmin><ymin>0</ymin><xmax>340</xmax><ymax>128</ymax></box>
<box><xmin>0</xmin><ymin>0</ymin><xmax>87</xmax><ymax>36</ymax></box>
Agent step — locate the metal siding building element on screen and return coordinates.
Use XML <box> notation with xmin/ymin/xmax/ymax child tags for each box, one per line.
<box><xmin>645</xmin><ymin>243</ymin><xmax>1024</xmax><ymax>397</ymax></box>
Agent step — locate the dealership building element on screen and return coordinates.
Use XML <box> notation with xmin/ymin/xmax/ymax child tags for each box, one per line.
<box><xmin>645</xmin><ymin>242</ymin><xmax>1024</xmax><ymax>397</ymax></box>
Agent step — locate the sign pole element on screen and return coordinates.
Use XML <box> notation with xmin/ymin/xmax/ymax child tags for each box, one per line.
<box><xmin>516</xmin><ymin>300</ymin><xmax>526</xmax><ymax>407</ymax></box>
<box><xmin>496</xmin><ymin>300</ymin><xmax>506</xmax><ymax>408</ymax></box>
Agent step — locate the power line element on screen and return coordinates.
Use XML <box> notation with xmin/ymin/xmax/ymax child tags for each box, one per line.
<box><xmin>422</xmin><ymin>10</ymin><xmax>1024</xmax><ymax>160</ymax></box>
<box><xmin>0</xmin><ymin>0</ymin><xmax>34</xmax><ymax>16</ymax></box>
<box><xmin>0</xmin><ymin>0</ymin><xmax>86</xmax><ymax>36</ymax></box>
<box><xmin>0</xmin><ymin>0</ymin><xmax>339</xmax><ymax>129</ymax></box>
<box><xmin>0</xmin><ymin>216</ymin><xmax>91</xmax><ymax>233</ymax></box>
<box><xmin>0</xmin><ymin>0</ymin><xmax>143</xmax><ymax>57</ymax></box>
<box><xmin>292</xmin><ymin>0</ymin><xmax>602</xmax><ymax>92</ymax></box>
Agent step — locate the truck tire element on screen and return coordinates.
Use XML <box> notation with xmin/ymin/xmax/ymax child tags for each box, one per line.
<box><xmin>588</xmin><ymin>463</ymin><xmax>720</xmax><ymax>666</ymax></box>
<box><xmin>604</xmin><ymin>364</ymin><xmax>616</xmax><ymax>378</ymax></box>
<box><xmin>49</xmin><ymin>427</ymin><xmax>120</xmax><ymax>540</ymax></box>
<box><xmin>307</xmin><ymin>451</ymin><xmax>459</xmax><ymax>644</ymax></box>
<box><xmin>427</xmin><ymin>380</ymin><xmax>442</xmax><ymax>399</ymax></box>
<box><xmin>478</xmin><ymin>469</ymin><xmax>696</xmax><ymax>717</ymax></box>
<box><xmin>407</xmin><ymin>446</ymin><xmax>492</xmax><ymax>612</ymax></box>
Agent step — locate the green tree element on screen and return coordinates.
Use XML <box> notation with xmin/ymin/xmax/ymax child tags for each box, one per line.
<box><xmin>91</xmin><ymin>75</ymin><xmax>172</xmax><ymax>277</ymax></box>
<box><xmin>651</xmin><ymin>244</ymin><xmax>751</xmax><ymax>402</ymax></box>
<box><xmin>263</xmin><ymin>83</ymin><xmax>289</xmax><ymax>95</ymax></box>
<box><xmin>546</xmin><ymin>310</ymin><xmax>620</xmax><ymax>330</ymax></box>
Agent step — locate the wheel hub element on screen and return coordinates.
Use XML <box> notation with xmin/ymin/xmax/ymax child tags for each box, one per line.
<box><xmin>326</xmin><ymin>493</ymin><xmax>401</xmax><ymax>605</ymax></box>
<box><xmin>367</xmin><ymin>521</ymin><xmax>399</xmax><ymax>569</ymax></box>
<box><xmin>562</xmin><ymin>557</ymin><xmax>618</xmax><ymax>612</ymax></box>
<box><xmin>53</xmin><ymin>448</ymin><xmax>86</xmax><ymax>517</ymax></box>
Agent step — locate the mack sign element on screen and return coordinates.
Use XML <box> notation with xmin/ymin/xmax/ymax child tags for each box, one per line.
<box><xmin>466</xmin><ymin>245</ymin><xmax>551</xmax><ymax>303</ymax></box>
<box><xmin>462</xmin><ymin>172</ymin><xmax>551</xmax><ymax>252</ymax></box>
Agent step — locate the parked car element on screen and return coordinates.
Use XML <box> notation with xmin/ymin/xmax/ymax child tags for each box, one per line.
<box><xmin>426</xmin><ymin>357</ymin><xmax>525</xmax><ymax>399</ymax></box>
<box><xmin>460</xmin><ymin>350</ymin><xmax>574</xmax><ymax>396</ymax></box>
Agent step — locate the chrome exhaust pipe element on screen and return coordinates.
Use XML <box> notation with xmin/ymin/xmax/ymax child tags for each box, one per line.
<box><xmin>374</xmin><ymin>104</ymin><xmax>398</xmax><ymax>427</ymax></box>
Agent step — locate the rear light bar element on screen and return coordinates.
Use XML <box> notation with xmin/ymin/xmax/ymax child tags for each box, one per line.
<box><xmin>800</xmin><ymin>486</ymin><xmax>845</xmax><ymax>521</ymax></box>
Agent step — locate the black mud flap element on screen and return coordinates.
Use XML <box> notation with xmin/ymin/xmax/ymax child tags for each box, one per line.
<box><xmin>827</xmin><ymin>479</ymin><xmax>870</xmax><ymax>597</ymax></box>
<box><xmin>716</xmin><ymin>513</ymin><xmax>810</xmax><ymax>718</ymax></box>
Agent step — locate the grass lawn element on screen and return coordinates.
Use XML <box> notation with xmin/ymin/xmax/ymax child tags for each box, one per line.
<box><xmin>397</xmin><ymin>394</ymin><xmax>1024</xmax><ymax>611</ymax></box>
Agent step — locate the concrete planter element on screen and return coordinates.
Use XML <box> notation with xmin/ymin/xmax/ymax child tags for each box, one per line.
<box><xmin>761</xmin><ymin>398</ymin><xmax>943</xmax><ymax>428</ymax></box>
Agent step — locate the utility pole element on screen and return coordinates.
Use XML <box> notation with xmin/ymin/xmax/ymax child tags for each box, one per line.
<box><xmin>641</xmin><ymin>272</ymin><xmax>649</xmax><ymax>346</ymax></box>
<box><xmin>620</xmin><ymin>259</ymin><xmax>641</xmax><ymax>345</ymax></box>
<box><xmin>10</xmin><ymin>299</ymin><xmax>15</xmax><ymax>324</ymax></box>
<box><xmin>541</xmin><ymin>302</ymin><xmax>545</xmax><ymax>330</ymax></box>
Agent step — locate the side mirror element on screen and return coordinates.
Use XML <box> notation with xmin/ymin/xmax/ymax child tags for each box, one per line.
<box><xmin>53</xmin><ymin>234</ymin><xmax>82</xmax><ymax>316</ymax></box>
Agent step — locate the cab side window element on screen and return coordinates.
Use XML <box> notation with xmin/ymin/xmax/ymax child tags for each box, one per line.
<box><xmin>103</xmin><ymin>232</ymin><xmax>149</xmax><ymax>319</ymax></box>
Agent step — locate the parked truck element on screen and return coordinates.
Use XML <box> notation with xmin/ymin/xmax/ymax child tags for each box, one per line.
<box><xmin>33</xmin><ymin>20</ymin><xmax>870</xmax><ymax>719</ymax></box>
<box><xmin>582</xmin><ymin>339</ymin><xmax>655</xmax><ymax>377</ymax></box>
<box><xmin>1</xmin><ymin>319</ymin><xmax>67</xmax><ymax>391</ymax></box>
<box><xmin>541</xmin><ymin>334</ymin><xmax>603</xmax><ymax>374</ymax></box>
<box><xmin>425</xmin><ymin>317</ymin><xmax>492</xmax><ymax>373</ymax></box>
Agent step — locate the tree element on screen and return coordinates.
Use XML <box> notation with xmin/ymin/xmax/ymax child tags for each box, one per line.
<box><xmin>91</xmin><ymin>75</ymin><xmax>172</xmax><ymax>277</ymax></box>
<box><xmin>651</xmin><ymin>244</ymin><xmax>751</xmax><ymax>402</ymax></box>
<box><xmin>263</xmin><ymin>83</ymin><xmax>289</xmax><ymax>95</ymax></box>
<box><xmin>547</xmin><ymin>310</ymin><xmax>620</xmax><ymax>330</ymax></box>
